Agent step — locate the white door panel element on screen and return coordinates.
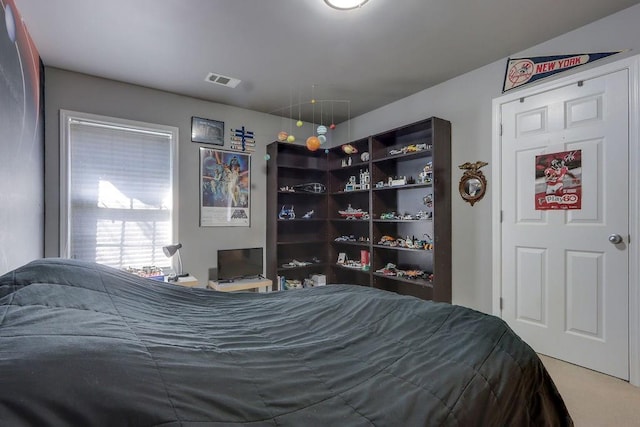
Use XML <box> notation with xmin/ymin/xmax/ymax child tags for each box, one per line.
<box><xmin>500</xmin><ymin>69</ymin><xmax>629</xmax><ymax>380</ymax></box>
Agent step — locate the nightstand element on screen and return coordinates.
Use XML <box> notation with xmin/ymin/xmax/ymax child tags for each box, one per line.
<box><xmin>207</xmin><ymin>278</ymin><xmax>272</xmax><ymax>292</ymax></box>
<box><xmin>174</xmin><ymin>275</ymin><xmax>199</xmax><ymax>287</ymax></box>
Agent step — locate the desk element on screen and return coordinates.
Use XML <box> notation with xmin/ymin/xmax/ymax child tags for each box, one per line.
<box><xmin>208</xmin><ymin>278</ymin><xmax>272</xmax><ymax>292</ymax></box>
<box><xmin>174</xmin><ymin>275</ymin><xmax>199</xmax><ymax>287</ymax></box>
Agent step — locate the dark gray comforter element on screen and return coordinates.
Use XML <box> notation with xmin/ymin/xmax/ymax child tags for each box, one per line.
<box><xmin>0</xmin><ymin>259</ymin><xmax>572</xmax><ymax>426</ymax></box>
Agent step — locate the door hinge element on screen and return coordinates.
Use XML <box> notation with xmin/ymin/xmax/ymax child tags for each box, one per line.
<box><xmin>500</xmin><ymin>210</ymin><xmax>503</xmax><ymax>222</ymax></box>
<box><xmin>500</xmin><ymin>297</ymin><xmax>503</xmax><ymax>310</ymax></box>
<box><xmin>500</xmin><ymin>124</ymin><xmax>503</xmax><ymax>136</ymax></box>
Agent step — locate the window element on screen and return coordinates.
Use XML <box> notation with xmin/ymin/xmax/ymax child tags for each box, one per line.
<box><xmin>60</xmin><ymin>111</ymin><xmax>178</xmax><ymax>269</ymax></box>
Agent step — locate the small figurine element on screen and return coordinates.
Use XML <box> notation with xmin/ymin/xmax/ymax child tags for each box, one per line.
<box><xmin>278</xmin><ymin>205</ymin><xmax>295</xmax><ymax>219</ymax></box>
<box><xmin>302</xmin><ymin>210</ymin><xmax>314</xmax><ymax>219</ymax></box>
<box><xmin>342</xmin><ymin>144</ymin><xmax>358</xmax><ymax>154</ymax></box>
<box><xmin>416</xmin><ymin>210</ymin><xmax>432</xmax><ymax>220</ymax></box>
<box><xmin>418</xmin><ymin>162</ymin><xmax>433</xmax><ymax>184</ymax></box>
<box><xmin>338</xmin><ymin>204</ymin><xmax>369</xmax><ymax>220</ymax></box>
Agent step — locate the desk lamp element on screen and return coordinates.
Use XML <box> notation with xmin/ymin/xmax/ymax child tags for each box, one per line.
<box><xmin>162</xmin><ymin>243</ymin><xmax>188</xmax><ymax>280</ymax></box>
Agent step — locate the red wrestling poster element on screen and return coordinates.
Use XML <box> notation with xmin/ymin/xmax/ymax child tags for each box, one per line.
<box><xmin>535</xmin><ymin>150</ymin><xmax>582</xmax><ymax>210</ymax></box>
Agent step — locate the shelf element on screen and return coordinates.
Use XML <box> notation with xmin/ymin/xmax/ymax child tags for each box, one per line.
<box><xmin>373</xmin><ymin>272</ymin><xmax>433</xmax><ymax>288</ymax></box>
<box><xmin>330</xmin><ymin>189</ymin><xmax>369</xmax><ymax>195</ymax></box>
<box><xmin>329</xmin><ymin>163</ymin><xmax>369</xmax><ymax>172</ymax></box>
<box><xmin>267</xmin><ymin>117</ymin><xmax>451</xmax><ymax>302</ymax></box>
<box><xmin>278</xmin><ymin>263</ymin><xmax>328</xmax><ymax>273</ymax></box>
<box><xmin>372</xmin><ymin>219</ymin><xmax>432</xmax><ymax>223</ymax></box>
<box><xmin>278</xmin><ymin>191</ymin><xmax>326</xmax><ymax>196</ymax></box>
<box><xmin>277</xmin><ymin>218</ymin><xmax>326</xmax><ymax>222</ymax></box>
<box><xmin>332</xmin><ymin>241</ymin><xmax>371</xmax><ymax>247</ymax></box>
<box><xmin>372</xmin><ymin>149</ymin><xmax>432</xmax><ymax>163</ymax></box>
<box><xmin>372</xmin><ymin>244</ymin><xmax>432</xmax><ymax>253</ymax></box>
<box><xmin>334</xmin><ymin>264</ymin><xmax>370</xmax><ymax>274</ymax></box>
<box><xmin>277</xmin><ymin>240</ymin><xmax>325</xmax><ymax>245</ymax></box>
<box><xmin>278</xmin><ymin>164</ymin><xmax>326</xmax><ymax>171</ymax></box>
<box><xmin>372</xmin><ymin>182</ymin><xmax>432</xmax><ymax>192</ymax></box>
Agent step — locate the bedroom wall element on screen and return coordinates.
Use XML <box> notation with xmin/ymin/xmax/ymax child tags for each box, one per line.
<box><xmin>41</xmin><ymin>4</ymin><xmax>640</xmax><ymax>310</ymax></box>
<box><xmin>0</xmin><ymin>0</ymin><xmax>44</xmax><ymax>274</ymax></box>
<box><xmin>334</xmin><ymin>3</ymin><xmax>640</xmax><ymax>313</ymax></box>
<box><xmin>43</xmin><ymin>69</ymin><xmax>315</xmax><ymax>282</ymax></box>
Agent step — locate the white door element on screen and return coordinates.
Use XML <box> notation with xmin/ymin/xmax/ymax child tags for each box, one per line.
<box><xmin>500</xmin><ymin>69</ymin><xmax>629</xmax><ymax>380</ymax></box>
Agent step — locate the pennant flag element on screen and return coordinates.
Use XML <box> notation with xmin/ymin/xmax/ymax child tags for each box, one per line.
<box><xmin>502</xmin><ymin>51</ymin><xmax>622</xmax><ymax>92</ymax></box>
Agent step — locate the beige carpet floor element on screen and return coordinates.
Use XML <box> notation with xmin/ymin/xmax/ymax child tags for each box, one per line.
<box><xmin>539</xmin><ymin>354</ymin><xmax>640</xmax><ymax>426</ymax></box>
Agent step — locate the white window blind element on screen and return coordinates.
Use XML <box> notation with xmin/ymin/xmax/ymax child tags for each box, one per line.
<box><xmin>61</xmin><ymin>111</ymin><xmax>177</xmax><ymax>269</ymax></box>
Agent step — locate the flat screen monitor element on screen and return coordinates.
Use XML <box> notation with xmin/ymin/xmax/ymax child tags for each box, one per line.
<box><xmin>217</xmin><ymin>247</ymin><xmax>263</xmax><ymax>281</ymax></box>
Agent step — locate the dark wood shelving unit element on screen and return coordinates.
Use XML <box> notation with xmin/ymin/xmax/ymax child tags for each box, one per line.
<box><xmin>266</xmin><ymin>142</ymin><xmax>329</xmax><ymax>290</ymax></box>
<box><xmin>267</xmin><ymin>117</ymin><xmax>451</xmax><ymax>302</ymax></box>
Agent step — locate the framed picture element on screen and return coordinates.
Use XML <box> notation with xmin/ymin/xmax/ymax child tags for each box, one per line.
<box><xmin>199</xmin><ymin>147</ymin><xmax>250</xmax><ymax>227</ymax></box>
<box><xmin>192</xmin><ymin>116</ymin><xmax>224</xmax><ymax>145</ymax></box>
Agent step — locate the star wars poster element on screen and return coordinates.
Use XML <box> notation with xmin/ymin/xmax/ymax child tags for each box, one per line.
<box><xmin>200</xmin><ymin>147</ymin><xmax>250</xmax><ymax>226</ymax></box>
<box><xmin>535</xmin><ymin>150</ymin><xmax>582</xmax><ymax>210</ymax></box>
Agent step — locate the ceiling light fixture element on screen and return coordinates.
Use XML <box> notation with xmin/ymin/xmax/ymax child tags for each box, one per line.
<box><xmin>324</xmin><ymin>0</ymin><xmax>369</xmax><ymax>10</ymax></box>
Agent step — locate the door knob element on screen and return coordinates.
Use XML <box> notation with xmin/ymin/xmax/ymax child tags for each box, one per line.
<box><xmin>608</xmin><ymin>234</ymin><xmax>623</xmax><ymax>244</ymax></box>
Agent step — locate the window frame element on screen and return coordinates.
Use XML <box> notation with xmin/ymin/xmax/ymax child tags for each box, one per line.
<box><xmin>59</xmin><ymin>110</ymin><xmax>179</xmax><ymax>267</ymax></box>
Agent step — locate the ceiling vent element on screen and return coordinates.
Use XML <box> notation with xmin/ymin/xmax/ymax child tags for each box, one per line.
<box><xmin>205</xmin><ymin>72</ymin><xmax>241</xmax><ymax>88</ymax></box>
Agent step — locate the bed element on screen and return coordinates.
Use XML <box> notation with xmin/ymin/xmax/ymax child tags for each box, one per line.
<box><xmin>0</xmin><ymin>258</ymin><xmax>572</xmax><ymax>426</ymax></box>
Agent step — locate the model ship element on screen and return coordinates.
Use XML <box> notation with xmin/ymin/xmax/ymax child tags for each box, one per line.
<box><xmin>338</xmin><ymin>204</ymin><xmax>369</xmax><ymax>220</ymax></box>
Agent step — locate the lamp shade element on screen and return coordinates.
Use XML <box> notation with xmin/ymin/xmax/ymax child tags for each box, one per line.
<box><xmin>163</xmin><ymin>243</ymin><xmax>182</xmax><ymax>257</ymax></box>
<box><xmin>163</xmin><ymin>243</ymin><xmax>184</xmax><ymax>277</ymax></box>
<box><xmin>324</xmin><ymin>0</ymin><xmax>369</xmax><ymax>10</ymax></box>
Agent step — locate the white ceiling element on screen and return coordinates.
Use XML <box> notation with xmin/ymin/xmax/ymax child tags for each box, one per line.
<box><xmin>12</xmin><ymin>0</ymin><xmax>640</xmax><ymax>123</ymax></box>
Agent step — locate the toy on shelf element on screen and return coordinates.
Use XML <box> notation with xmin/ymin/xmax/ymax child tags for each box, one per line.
<box><xmin>375</xmin><ymin>263</ymin><xmax>431</xmax><ymax>280</ymax></box>
<box><xmin>334</xmin><ymin>251</ymin><xmax>369</xmax><ymax>271</ymax></box>
<box><xmin>377</xmin><ymin>234</ymin><xmax>433</xmax><ymax>250</ymax></box>
<box><xmin>302</xmin><ymin>210</ymin><xmax>315</xmax><ymax>219</ymax></box>
<box><xmin>279</xmin><ymin>183</ymin><xmax>326</xmax><ymax>193</ymax></box>
<box><xmin>334</xmin><ymin>234</ymin><xmax>369</xmax><ymax>242</ymax></box>
<box><xmin>284</xmin><ymin>279</ymin><xmax>303</xmax><ymax>290</ymax></box>
<box><xmin>293</xmin><ymin>182</ymin><xmax>326</xmax><ymax>193</ymax></box>
<box><xmin>281</xmin><ymin>257</ymin><xmax>322</xmax><ymax>268</ymax></box>
<box><xmin>334</xmin><ymin>235</ymin><xmax>356</xmax><ymax>242</ymax></box>
<box><xmin>376</xmin><ymin>262</ymin><xmax>398</xmax><ymax>275</ymax></box>
<box><xmin>281</xmin><ymin>259</ymin><xmax>311</xmax><ymax>268</ymax></box>
<box><xmin>390</xmin><ymin>176</ymin><xmax>407</xmax><ymax>186</ymax></box>
<box><xmin>388</xmin><ymin>143</ymin><xmax>431</xmax><ymax>156</ymax></box>
<box><xmin>416</xmin><ymin>210</ymin><xmax>433</xmax><ymax>220</ymax></box>
<box><xmin>379</xmin><ymin>212</ymin><xmax>397</xmax><ymax>220</ymax></box>
<box><xmin>377</xmin><ymin>176</ymin><xmax>409</xmax><ymax>188</ymax></box>
<box><xmin>338</xmin><ymin>204</ymin><xmax>369</xmax><ymax>220</ymax></box>
<box><xmin>418</xmin><ymin>162</ymin><xmax>433</xmax><ymax>184</ymax></box>
<box><xmin>278</xmin><ymin>205</ymin><xmax>295</xmax><ymax>219</ymax></box>
<box><xmin>344</xmin><ymin>169</ymin><xmax>370</xmax><ymax>191</ymax></box>
<box><xmin>378</xmin><ymin>210</ymin><xmax>432</xmax><ymax>220</ymax></box>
